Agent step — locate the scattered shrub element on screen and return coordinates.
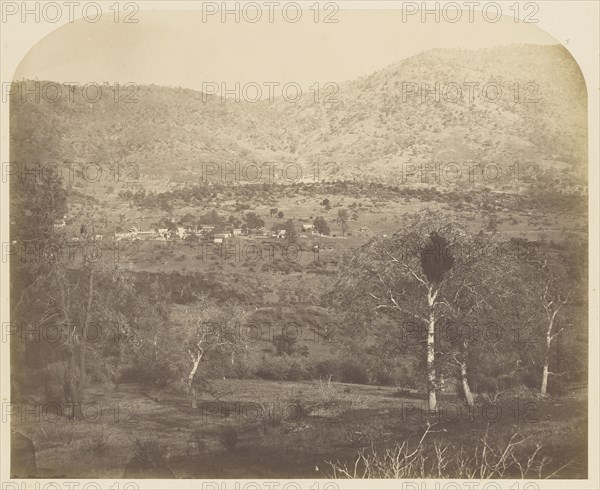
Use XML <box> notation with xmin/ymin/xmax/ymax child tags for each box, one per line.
<box><xmin>39</xmin><ymin>362</ymin><xmax>66</xmax><ymax>406</ymax></box>
<box><xmin>339</xmin><ymin>360</ymin><xmax>370</xmax><ymax>385</ymax></box>
<box><xmin>37</xmin><ymin>419</ymin><xmax>75</xmax><ymax>444</ymax></box>
<box><xmin>190</xmin><ymin>429</ymin><xmax>207</xmax><ymax>454</ymax></box>
<box><xmin>371</xmin><ymin>367</ymin><xmax>395</xmax><ymax>387</ymax></box>
<box><xmin>548</xmin><ymin>377</ymin><xmax>568</xmax><ymax>397</ymax></box>
<box><xmin>255</xmin><ymin>356</ymin><xmax>312</xmax><ymax>381</ymax></box>
<box><xmin>118</xmin><ymin>359</ymin><xmax>178</xmax><ymax>388</ymax></box>
<box><xmin>327</xmin><ymin>428</ymin><xmax>558</xmax><ymax>479</ymax></box>
<box><xmin>317</xmin><ymin>375</ymin><xmax>339</xmax><ymax>406</ymax></box>
<box><xmin>218</xmin><ymin>426</ymin><xmax>239</xmax><ymax>452</ymax></box>
<box><xmin>130</xmin><ymin>437</ymin><xmax>169</xmax><ymax>468</ymax></box>
<box><xmin>315</xmin><ymin>360</ymin><xmax>338</xmax><ymax>380</ymax></box>
<box><xmin>88</xmin><ymin>424</ymin><xmax>116</xmax><ymax>454</ymax></box>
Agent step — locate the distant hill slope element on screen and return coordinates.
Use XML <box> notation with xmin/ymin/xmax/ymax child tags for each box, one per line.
<box><xmin>10</xmin><ymin>44</ymin><xmax>587</xmax><ymax>186</ymax></box>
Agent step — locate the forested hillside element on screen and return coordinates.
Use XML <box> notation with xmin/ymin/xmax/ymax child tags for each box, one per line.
<box><xmin>10</xmin><ymin>44</ymin><xmax>586</xmax><ymax>186</ymax></box>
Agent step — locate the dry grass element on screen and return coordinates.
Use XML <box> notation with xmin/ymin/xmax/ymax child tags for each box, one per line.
<box><xmin>87</xmin><ymin>424</ymin><xmax>117</xmax><ymax>454</ymax></box>
<box><xmin>316</xmin><ymin>375</ymin><xmax>367</xmax><ymax>410</ymax></box>
<box><xmin>11</xmin><ymin>380</ymin><xmax>584</xmax><ymax>478</ymax></box>
<box><xmin>36</xmin><ymin>418</ymin><xmax>76</xmax><ymax>445</ymax></box>
<box><xmin>327</xmin><ymin>425</ymin><xmax>573</xmax><ymax>479</ymax></box>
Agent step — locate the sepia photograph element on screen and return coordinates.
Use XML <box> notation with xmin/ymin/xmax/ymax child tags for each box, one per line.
<box><xmin>1</xmin><ymin>1</ymin><xmax>598</xmax><ymax>488</ymax></box>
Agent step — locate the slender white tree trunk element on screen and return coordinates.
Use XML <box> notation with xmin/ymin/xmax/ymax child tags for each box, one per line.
<box><xmin>540</xmin><ymin>314</ymin><xmax>556</xmax><ymax>397</ymax></box>
<box><xmin>427</xmin><ymin>288</ymin><xmax>438</xmax><ymax>411</ymax></box>
<box><xmin>188</xmin><ymin>352</ymin><xmax>201</xmax><ymax>409</ymax></box>
<box><xmin>460</xmin><ymin>361</ymin><xmax>474</xmax><ymax>407</ymax></box>
<box><xmin>540</xmin><ymin>361</ymin><xmax>549</xmax><ymax>397</ymax></box>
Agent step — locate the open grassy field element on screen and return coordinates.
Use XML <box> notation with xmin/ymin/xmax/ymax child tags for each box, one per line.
<box><xmin>13</xmin><ymin>379</ymin><xmax>586</xmax><ymax>479</ymax></box>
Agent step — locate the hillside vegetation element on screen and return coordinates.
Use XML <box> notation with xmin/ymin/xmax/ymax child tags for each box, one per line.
<box><xmin>10</xmin><ymin>45</ymin><xmax>587</xmax><ymax>185</ymax></box>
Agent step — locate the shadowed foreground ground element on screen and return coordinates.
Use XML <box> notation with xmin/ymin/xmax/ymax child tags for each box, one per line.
<box><xmin>12</xmin><ymin>379</ymin><xmax>587</xmax><ymax>479</ymax></box>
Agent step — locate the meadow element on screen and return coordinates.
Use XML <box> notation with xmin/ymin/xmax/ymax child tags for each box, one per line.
<box><xmin>13</xmin><ymin>378</ymin><xmax>587</xmax><ymax>479</ymax></box>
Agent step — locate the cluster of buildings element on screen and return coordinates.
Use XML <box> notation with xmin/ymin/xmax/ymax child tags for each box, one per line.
<box><xmin>113</xmin><ymin>223</ymin><xmax>324</xmax><ymax>243</ymax></box>
<box><xmin>55</xmin><ymin>216</ymin><xmax>343</xmax><ymax>245</ymax></box>
<box><xmin>114</xmin><ymin>225</ymin><xmax>247</xmax><ymax>243</ymax></box>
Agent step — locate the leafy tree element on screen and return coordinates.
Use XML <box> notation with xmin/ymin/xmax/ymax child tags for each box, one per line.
<box><xmin>487</xmin><ymin>214</ymin><xmax>498</xmax><ymax>233</ymax></box>
<box><xmin>10</xmin><ymin>173</ymin><xmax>68</xmax><ymax>403</ymax></box>
<box><xmin>158</xmin><ymin>217</ymin><xmax>177</xmax><ymax>232</ymax></box>
<box><xmin>180</xmin><ymin>213</ymin><xmax>196</xmax><ymax>227</ymax></box>
<box><xmin>283</xmin><ymin>219</ymin><xmax>297</xmax><ymax>242</ymax></box>
<box><xmin>337</xmin><ymin>209</ymin><xmax>349</xmax><ymax>237</ymax></box>
<box><xmin>185</xmin><ymin>232</ymin><xmax>199</xmax><ymax>245</ymax></box>
<box><xmin>198</xmin><ymin>210</ymin><xmax>223</xmax><ymax>226</ymax></box>
<box><xmin>245</xmin><ymin>212</ymin><xmax>264</xmax><ymax>231</ymax></box>
<box><xmin>228</xmin><ymin>215</ymin><xmax>242</xmax><ymax>228</ymax></box>
<box><xmin>313</xmin><ymin>216</ymin><xmax>330</xmax><ymax>236</ymax></box>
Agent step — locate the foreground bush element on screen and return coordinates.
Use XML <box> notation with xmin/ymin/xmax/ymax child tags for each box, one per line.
<box><xmin>327</xmin><ymin>427</ymin><xmax>572</xmax><ymax>479</ymax></box>
<box><xmin>255</xmin><ymin>356</ymin><xmax>313</xmax><ymax>381</ymax></box>
<box><xmin>218</xmin><ymin>426</ymin><xmax>239</xmax><ymax>452</ymax></box>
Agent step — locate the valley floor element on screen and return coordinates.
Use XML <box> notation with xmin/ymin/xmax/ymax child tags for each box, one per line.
<box><xmin>12</xmin><ymin>379</ymin><xmax>587</xmax><ymax>479</ymax></box>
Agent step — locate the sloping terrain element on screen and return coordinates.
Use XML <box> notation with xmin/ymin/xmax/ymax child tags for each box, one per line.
<box><xmin>10</xmin><ymin>44</ymin><xmax>587</xmax><ymax>186</ymax></box>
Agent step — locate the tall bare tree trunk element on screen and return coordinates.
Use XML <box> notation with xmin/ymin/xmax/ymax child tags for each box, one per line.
<box><xmin>460</xmin><ymin>361</ymin><xmax>474</xmax><ymax>407</ymax></box>
<box><xmin>540</xmin><ymin>361</ymin><xmax>549</xmax><ymax>397</ymax></box>
<box><xmin>78</xmin><ymin>266</ymin><xmax>94</xmax><ymax>401</ymax></box>
<box><xmin>540</xmin><ymin>315</ymin><xmax>555</xmax><ymax>396</ymax></box>
<box><xmin>427</xmin><ymin>288</ymin><xmax>438</xmax><ymax>411</ymax></box>
<box><xmin>63</xmin><ymin>345</ymin><xmax>76</xmax><ymax>418</ymax></box>
<box><xmin>540</xmin><ymin>330</ymin><xmax>552</xmax><ymax>396</ymax></box>
<box><xmin>188</xmin><ymin>353</ymin><xmax>201</xmax><ymax>409</ymax></box>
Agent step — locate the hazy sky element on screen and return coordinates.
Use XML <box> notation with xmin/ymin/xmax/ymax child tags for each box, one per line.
<box><xmin>14</xmin><ymin>9</ymin><xmax>559</xmax><ymax>92</ymax></box>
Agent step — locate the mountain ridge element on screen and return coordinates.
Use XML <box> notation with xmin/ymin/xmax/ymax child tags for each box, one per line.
<box><xmin>10</xmin><ymin>44</ymin><xmax>587</xmax><ymax>188</ymax></box>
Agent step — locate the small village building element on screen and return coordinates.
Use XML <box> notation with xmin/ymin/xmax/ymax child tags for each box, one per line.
<box><xmin>137</xmin><ymin>230</ymin><xmax>157</xmax><ymax>239</ymax></box>
<box><xmin>199</xmin><ymin>225</ymin><xmax>215</xmax><ymax>235</ymax></box>
<box><xmin>115</xmin><ymin>231</ymin><xmax>135</xmax><ymax>241</ymax></box>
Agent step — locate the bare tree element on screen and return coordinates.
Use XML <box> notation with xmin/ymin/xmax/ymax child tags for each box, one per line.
<box><xmin>441</xmin><ymin>240</ymin><xmax>522</xmax><ymax>406</ymax></box>
<box><xmin>337</xmin><ymin>210</ymin><xmax>468</xmax><ymax>410</ymax></box>
<box><xmin>534</xmin><ymin>260</ymin><xmax>579</xmax><ymax>396</ymax></box>
<box><xmin>180</xmin><ymin>297</ymin><xmax>248</xmax><ymax>408</ymax></box>
<box><xmin>336</xmin><ymin>209</ymin><xmax>521</xmax><ymax>411</ymax></box>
